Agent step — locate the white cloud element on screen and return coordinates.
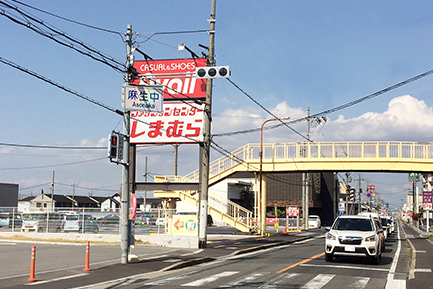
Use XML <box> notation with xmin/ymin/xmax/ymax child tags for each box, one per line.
<box><xmin>320</xmin><ymin>95</ymin><xmax>433</xmax><ymax>141</ymax></box>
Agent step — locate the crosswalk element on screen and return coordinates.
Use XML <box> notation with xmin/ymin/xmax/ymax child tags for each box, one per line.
<box><xmin>145</xmin><ymin>271</ymin><xmax>384</xmax><ymax>288</ymax></box>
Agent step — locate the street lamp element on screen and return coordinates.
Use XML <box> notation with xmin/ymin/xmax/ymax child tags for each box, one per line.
<box><xmin>259</xmin><ymin>117</ymin><xmax>290</xmax><ymax>236</ymax></box>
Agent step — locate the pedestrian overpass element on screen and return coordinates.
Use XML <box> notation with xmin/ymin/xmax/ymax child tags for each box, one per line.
<box><xmin>154</xmin><ymin>141</ymin><xmax>433</xmax><ymax>232</ymax></box>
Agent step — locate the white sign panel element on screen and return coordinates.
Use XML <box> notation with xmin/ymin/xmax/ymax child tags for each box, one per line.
<box><xmin>130</xmin><ymin>102</ymin><xmax>204</xmax><ymax>144</ymax></box>
<box><xmin>123</xmin><ymin>85</ymin><xmax>163</xmax><ymax>112</ymax></box>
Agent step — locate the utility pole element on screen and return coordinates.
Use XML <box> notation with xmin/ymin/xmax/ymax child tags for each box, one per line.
<box><xmin>174</xmin><ymin>144</ymin><xmax>179</xmax><ymax>176</ymax></box>
<box><xmin>358</xmin><ymin>174</ymin><xmax>361</xmax><ymax>213</ymax></box>
<box><xmin>50</xmin><ymin>170</ymin><xmax>55</xmax><ymax>212</ymax></box>
<box><xmin>144</xmin><ymin>156</ymin><xmax>148</xmax><ymax>211</ymax></box>
<box><xmin>120</xmin><ymin>24</ymin><xmax>133</xmax><ymax>264</ymax></box>
<box><xmin>198</xmin><ymin>0</ymin><xmax>216</xmax><ymax>249</ymax></box>
<box><xmin>304</xmin><ymin>107</ymin><xmax>310</xmax><ymax>230</ymax></box>
<box><xmin>345</xmin><ymin>172</ymin><xmax>350</xmax><ymax>215</ymax></box>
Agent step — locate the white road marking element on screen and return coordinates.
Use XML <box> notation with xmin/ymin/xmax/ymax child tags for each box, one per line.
<box><xmin>181</xmin><ymin>271</ymin><xmax>238</xmax><ymax>287</ymax></box>
<box><xmin>350</xmin><ymin>277</ymin><xmax>370</xmax><ymax>289</ymax></box>
<box><xmin>301</xmin><ymin>274</ymin><xmax>334</xmax><ymax>289</ymax></box>
<box><xmin>181</xmin><ymin>249</ymin><xmax>204</xmax><ymax>256</ymax></box>
<box><xmin>220</xmin><ymin>272</ymin><xmax>269</xmax><ymax>288</ymax></box>
<box><xmin>25</xmin><ymin>273</ymin><xmax>89</xmax><ymax>286</ymax></box>
<box><xmin>385</xmin><ymin>223</ymin><xmax>405</xmax><ymax>289</ymax></box>
<box><xmin>259</xmin><ymin>273</ymin><xmax>299</xmax><ymax>289</ymax></box>
<box><xmin>414</xmin><ymin>268</ymin><xmax>432</xmax><ymax>272</ymax></box>
<box><xmin>300</xmin><ymin>263</ymin><xmax>388</xmax><ymax>272</ymax></box>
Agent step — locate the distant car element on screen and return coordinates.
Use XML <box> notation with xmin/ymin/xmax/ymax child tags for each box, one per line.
<box><xmin>325</xmin><ymin>214</ymin><xmax>383</xmax><ymax>264</ymax></box>
<box><xmin>373</xmin><ymin>218</ymin><xmax>386</xmax><ymax>252</ymax></box>
<box><xmin>21</xmin><ymin>212</ymin><xmax>62</xmax><ymax>233</ymax></box>
<box><xmin>97</xmin><ymin>214</ymin><xmax>120</xmax><ymax>233</ymax></box>
<box><xmin>155</xmin><ymin>217</ymin><xmax>166</xmax><ymax>226</ymax></box>
<box><xmin>63</xmin><ymin>212</ymin><xmax>99</xmax><ymax>233</ymax></box>
<box><xmin>0</xmin><ymin>212</ymin><xmax>22</xmax><ymax>228</ymax></box>
<box><xmin>308</xmin><ymin>215</ymin><xmax>321</xmax><ymax>229</ymax></box>
<box><xmin>135</xmin><ymin>212</ymin><xmax>155</xmax><ymax>226</ymax></box>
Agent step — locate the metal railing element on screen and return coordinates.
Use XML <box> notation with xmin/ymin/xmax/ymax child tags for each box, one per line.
<box><xmin>178</xmin><ymin>141</ymin><xmax>433</xmax><ymax>181</ymax></box>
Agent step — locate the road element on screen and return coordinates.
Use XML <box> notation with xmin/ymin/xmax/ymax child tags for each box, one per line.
<box><xmin>92</xmin><ymin>226</ymin><xmax>407</xmax><ymax>289</ymax></box>
<box><xmin>0</xmin><ymin>222</ymin><xmax>416</xmax><ymax>288</ymax></box>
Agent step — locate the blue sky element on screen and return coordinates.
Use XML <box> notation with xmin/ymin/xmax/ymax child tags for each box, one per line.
<box><xmin>1</xmin><ymin>0</ymin><xmax>433</xmax><ymax>210</ymax></box>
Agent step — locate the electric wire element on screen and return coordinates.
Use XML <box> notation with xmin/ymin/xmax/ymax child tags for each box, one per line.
<box><xmin>0</xmin><ymin>142</ymin><xmax>106</xmax><ymax>150</ymax></box>
<box><xmin>220</xmin><ymin>68</ymin><xmax>433</xmax><ymax>137</ymax></box>
<box><xmin>10</xmin><ymin>0</ymin><xmax>125</xmax><ymax>40</ymax></box>
<box><xmin>0</xmin><ymin>1</ymin><xmax>125</xmax><ymax>73</ymax></box>
<box><xmin>0</xmin><ymin>57</ymin><xmax>124</xmax><ymax>116</ymax></box>
<box><xmin>0</xmin><ymin>157</ymin><xmax>107</xmax><ymax>171</ymax></box>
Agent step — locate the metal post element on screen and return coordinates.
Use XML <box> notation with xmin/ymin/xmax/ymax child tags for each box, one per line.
<box><xmin>198</xmin><ymin>0</ymin><xmax>216</xmax><ymax>249</ymax></box>
<box><xmin>174</xmin><ymin>144</ymin><xmax>179</xmax><ymax>176</ymax></box>
<box><xmin>121</xmin><ymin>24</ymin><xmax>133</xmax><ymax>264</ymax></box>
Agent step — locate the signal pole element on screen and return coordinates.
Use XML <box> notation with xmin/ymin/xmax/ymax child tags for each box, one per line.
<box><xmin>198</xmin><ymin>0</ymin><xmax>216</xmax><ymax>249</ymax></box>
<box><xmin>120</xmin><ymin>24</ymin><xmax>132</xmax><ymax>264</ymax></box>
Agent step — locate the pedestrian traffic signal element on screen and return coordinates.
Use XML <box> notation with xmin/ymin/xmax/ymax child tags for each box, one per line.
<box><xmin>108</xmin><ymin>133</ymin><xmax>118</xmax><ymax>159</ymax></box>
<box><xmin>195</xmin><ymin>66</ymin><xmax>230</xmax><ymax>79</ymax></box>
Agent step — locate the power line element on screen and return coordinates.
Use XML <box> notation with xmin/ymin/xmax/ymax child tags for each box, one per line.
<box><xmin>0</xmin><ymin>142</ymin><xmax>106</xmax><ymax>150</ymax></box>
<box><xmin>0</xmin><ymin>157</ymin><xmax>107</xmax><ymax>171</ymax></box>
<box><xmin>218</xmin><ymin>68</ymin><xmax>433</xmax><ymax>138</ymax></box>
<box><xmin>10</xmin><ymin>0</ymin><xmax>125</xmax><ymax>40</ymax></box>
<box><xmin>0</xmin><ymin>57</ymin><xmax>123</xmax><ymax>116</ymax></box>
<box><xmin>226</xmin><ymin>78</ymin><xmax>307</xmax><ymax>140</ymax></box>
<box><xmin>0</xmin><ymin>1</ymin><xmax>125</xmax><ymax>73</ymax></box>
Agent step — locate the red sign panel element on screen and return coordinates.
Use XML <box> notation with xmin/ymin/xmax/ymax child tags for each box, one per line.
<box><xmin>130</xmin><ymin>101</ymin><xmax>204</xmax><ymax>144</ymax></box>
<box><xmin>286</xmin><ymin>206</ymin><xmax>299</xmax><ymax>217</ymax></box>
<box><xmin>131</xmin><ymin>58</ymin><xmax>207</xmax><ymax>100</ymax></box>
<box><xmin>367</xmin><ymin>185</ymin><xmax>375</xmax><ymax>191</ymax></box>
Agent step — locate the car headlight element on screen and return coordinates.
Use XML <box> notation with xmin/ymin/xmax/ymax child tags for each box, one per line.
<box><xmin>326</xmin><ymin>233</ymin><xmax>336</xmax><ymax>240</ymax></box>
<box><xmin>365</xmin><ymin>235</ymin><xmax>376</xmax><ymax>242</ymax></box>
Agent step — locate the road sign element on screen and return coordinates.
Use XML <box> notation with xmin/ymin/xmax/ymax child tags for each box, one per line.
<box><xmin>423</xmin><ymin>191</ymin><xmax>432</xmax><ymax>211</ymax></box>
<box><xmin>367</xmin><ymin>185</ymin><xmax>375</xmax><ymax>191</ymax></box>
<box><xmin>123</xmin><ymin>85</ymin><xmax>163</xmax><ymax>112</ymax></box>
<box><xmin>338</xmin><ymin>202</ymin><xmax>345</xmax><ymax>213</ymax></box>
<box><xmin>172</xmin><ymin>215</ymin><xmax>197</xmax><ymax>234</ymax></box>
<box><xmin>366</xmin><ymin>192</ymin><xmax>371</xmax><ymax>198</ymax></box>
<box><xmin>408</xmin><ymin>173</ymin><xmax>420</xmax><ymax>182</ymax></box>
<box><xmin>286</xmin><ymin>206</ymin><xmax>299</xmax><ymax>217</ymax></box>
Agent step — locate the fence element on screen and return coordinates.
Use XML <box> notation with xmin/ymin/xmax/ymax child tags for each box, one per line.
<box><xmin>0</xmin><ymin>207</ymin><xmax>173</xmax><ymax>235</ymax></box>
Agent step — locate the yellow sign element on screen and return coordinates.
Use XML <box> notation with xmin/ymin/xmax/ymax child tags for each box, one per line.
<box><xmin>172</xmin><ymin>215</ymin><xmax>197</xmax><ymax>234</ymax></box>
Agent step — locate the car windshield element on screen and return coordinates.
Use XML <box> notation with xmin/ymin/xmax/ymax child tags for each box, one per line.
<box><xmin>66</xmin><ymin>215</ymin><xmax>79</xmax><ymax>221</ymax></box>
<box><xmin>333</xmin><ymin>218</ymin><xmax>374</xmax><ymax>231</ymax></box>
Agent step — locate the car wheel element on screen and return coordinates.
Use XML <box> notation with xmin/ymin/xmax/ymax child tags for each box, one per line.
<box><xmin>325</xmin><ymin>253</ymin><xmax>333</xmax><ymax>262</ymax></box>
<box><xmin>371</xmin><ymin>253</ymin><xmax>380</xmax><ymax>265</ymax></box>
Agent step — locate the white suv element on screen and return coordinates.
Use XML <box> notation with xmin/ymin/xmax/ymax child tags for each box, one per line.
<box><xmin>325</xmin><ymin>215</ymin><xmax>382</xmax><ymax>264</ymax></box>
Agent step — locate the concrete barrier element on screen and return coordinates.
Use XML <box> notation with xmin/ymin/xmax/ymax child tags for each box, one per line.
<box><xmin>0</xmin><ymin>232</ymin><xmax>199</xmax><ymax>248</ymax></box>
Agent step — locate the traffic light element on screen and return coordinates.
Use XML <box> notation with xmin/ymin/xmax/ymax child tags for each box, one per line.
<box><xmin>349</xmin><ymin>187</ymin><xmax>355</xmax><ymax>202</ymax></box>
<box><xmin>108</xmin><ymin>133</ymin><xmax>118</xmax><ymax>159</ymax></box>
<box><xmin>195</xmin><ymin>66</ymin><xmax>230</xmax><ymax>79</ymax></box>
